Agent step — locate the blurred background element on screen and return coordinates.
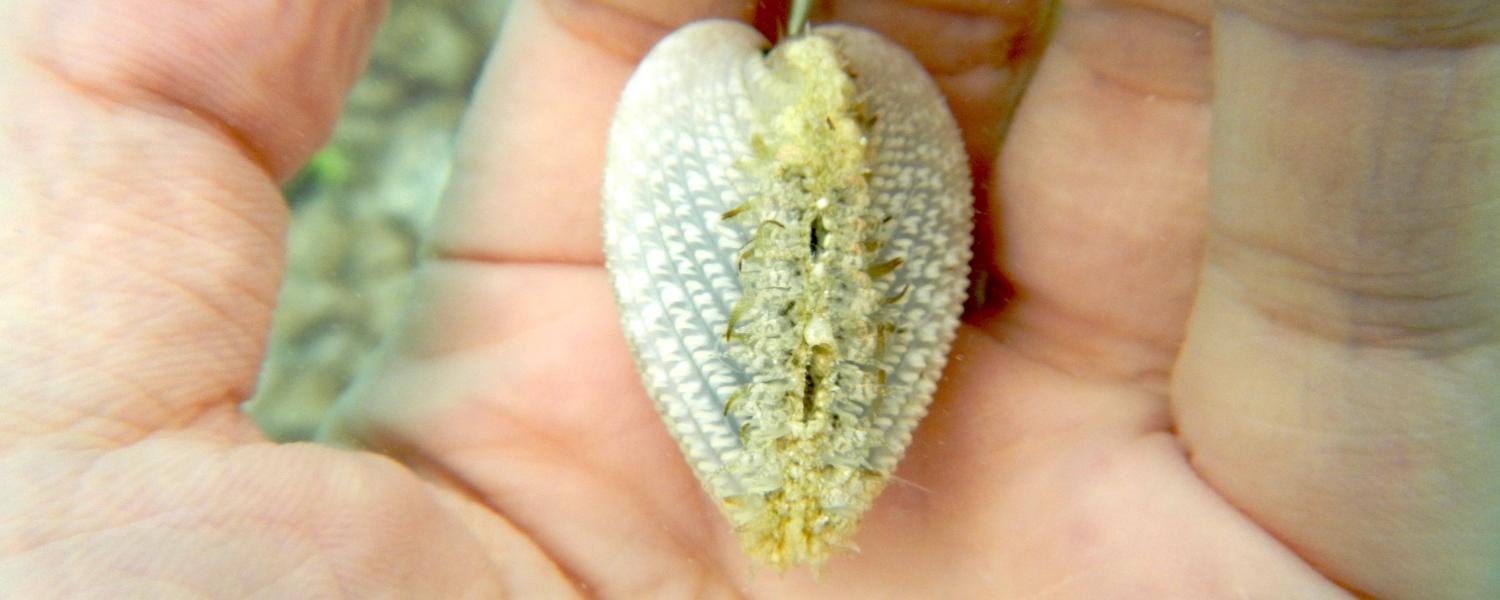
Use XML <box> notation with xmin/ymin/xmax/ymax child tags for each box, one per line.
<box><xmin>243</xmin><ymin>0</ymin><xmax>507</xmax><ymax>441</ymax></box>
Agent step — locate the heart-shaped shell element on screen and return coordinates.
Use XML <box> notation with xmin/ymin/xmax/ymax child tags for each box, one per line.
<box><xmin>603</xmin><ymin>21</ymin><xmax>972</xmax><ymax>569</ymax></box>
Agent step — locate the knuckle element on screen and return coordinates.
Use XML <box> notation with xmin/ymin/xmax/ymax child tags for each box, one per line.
<box><xmin>1220</xmin><ymin>0</ymin><xmax>1500</xmax><ymax>48</ymax></box>
<box><xmin>1210</xmin><ymin>230</ymin><xmax>1500</xmax><ymax>358</ymax></box>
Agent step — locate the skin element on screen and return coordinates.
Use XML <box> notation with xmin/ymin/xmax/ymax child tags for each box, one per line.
<box><xmin>1</xmin><ymin>0</ymin><xmax>1496</xmax><ymax>597</ymax></box>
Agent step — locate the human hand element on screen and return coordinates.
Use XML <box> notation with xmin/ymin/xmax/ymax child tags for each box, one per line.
<box><xmin>3</xmin><ymin>0</ymin><xmax>1496</xmax><ymax>598</ymax></box>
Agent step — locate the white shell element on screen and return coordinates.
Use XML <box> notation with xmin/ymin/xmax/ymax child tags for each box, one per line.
<box><xmin>603</xmin><ymin>21</ymin><xmax>972</xmax><ymax>568</ymax></box>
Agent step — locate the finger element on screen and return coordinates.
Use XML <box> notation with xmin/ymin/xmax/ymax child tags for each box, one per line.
<box><xmin>981</xmin><ymin>0</ymin><xmax>1214</xmax><ymax>389</ymax></box>
<box><xmin>0</xmin><ymin>0</ymin><xmax>385</xmax><ymax>448</ymax></box>
<box><xmin>427</xmin><ymin>0</ymin><xmax>751</xmax><ymax>265</ymax></box>
<box><xmin>1172</xmin><ymin>3</ymin><xmax>1500</xmax><ymax>597</ymax></box>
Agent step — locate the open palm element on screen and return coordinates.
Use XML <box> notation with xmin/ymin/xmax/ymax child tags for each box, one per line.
<box><xmin>3</xmin><ymin>0</ymin><xmax>1494</xmax><ymax>598</ymax></box>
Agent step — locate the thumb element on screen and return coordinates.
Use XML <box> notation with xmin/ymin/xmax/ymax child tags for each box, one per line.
<box><xmin>0</xmin><ymin>0</ymin><xmax>386</xmax><ymax>448</ymax></box>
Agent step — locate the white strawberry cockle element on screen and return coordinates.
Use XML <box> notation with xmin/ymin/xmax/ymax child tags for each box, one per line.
<box><xmin>602</xmin><ymin>21</ymin><xmax>972</xmax><ymax>570</ymax></box>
